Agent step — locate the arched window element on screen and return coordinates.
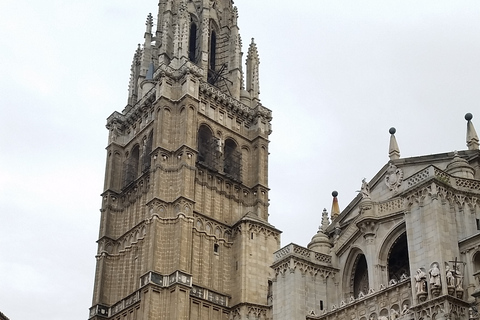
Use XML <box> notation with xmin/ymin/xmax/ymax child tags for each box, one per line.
<box><xmin>224</xmin><ymin>139</ymin><xmax>241</xmax><ymax>181</ymax></box>
<box><xmin>124</xmin><ymin>145</ymin><xmax>140</xmax><ymax>186</ymax></box>
<box><xmin>387</xmin><ymin>232</ymin><xmax>410</xmax><ymax>281</ymax></box>
<box><xmin>197</xmin><ymin>125</ymin><xmax>217</xmax><ymax>170</ymax></box>
<box><xmin>207</xmin><ymin>30</ymin><xmax>217</xmax><ymax>84</ymax></box>
<box><xmin>353</xmin><ymin>254</ymin><xmax>369</xmax><ymax>298</ymax></box>
<box><xmin>473</xmin><ymin>252</ymin><xmax>480</xmax><ymax>273</ymax></box>
<box><xmin>188</xmin><ymin>22</ymin><xmax>198</xmax><ymax>62</ymax></box>
<box><xmin>210</xmin><ymin>30</ymin><xmax>216</xmax><ymax>71</ymax></box>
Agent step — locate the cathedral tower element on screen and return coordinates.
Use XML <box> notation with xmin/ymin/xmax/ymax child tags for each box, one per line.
<box><xmin>89</xmin><ymin>1</ymin><xmax>280</xmax><ymax>319</ymax></box>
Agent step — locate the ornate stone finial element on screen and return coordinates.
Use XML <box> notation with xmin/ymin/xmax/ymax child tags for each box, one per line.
<box><xmin>466</xmin><ymin>113</ymin><xmax>479</xmax><ymax>150</ymax></box>
<box><xmin>321</xmin><ymin>208</ymin><xmax>330</xmax><ymax>231</ymax></box>
<box><xmin>307</xmin><ymin>208</ymin><xmax>332</xmax><ymax>254</ymax></box>
<box><xmin>331</xmin><ymin>191</ymin><xmax>340</xmax><ymax>220</ymax></box>
<box><xmin>146</xmin><ymin>13</ymin><xmax>153</xmax><ymax>33</ymax></box>
<box><xmin>389</xmin><ymin>127</ymin><xmax>400</xmax><ymax>160</ymax></box>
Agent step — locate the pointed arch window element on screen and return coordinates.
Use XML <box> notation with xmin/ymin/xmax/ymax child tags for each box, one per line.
<box><xmin>224</xmin><ymin>139</ymin><xmax>241</xmax><ymax>181</ymax></box>
<box><xmin>123</xmin><ymin>145</ymin><xmax>140</xmax><ymax>187</ymax></box>
<box><xmin>188</xmin><ymin>22</ymin><xmax>198</xmax><ymax>62</ymax></box>
<box><xmin>207</xmin><ymin>30</ymin><xmax>217</xmax><ymax>84</ymax></box>
<box><xmin>197</xmin><ymin>125</ymin><xmax>218</xmax><ymax>170</ymax></box>
<box><xmin>387</xmin><ymin>232</ymin><xmax>410</xmax><ymax>281</ymax></box>
<box><xmin>353</xmin><ymin>254</ymin><xmax>369</xmax><ymax>298</ymax></box>
<box><xmin>210</xmin><ymin>30</ymin><xmax>216</xmax><ymax>71</ymax></box>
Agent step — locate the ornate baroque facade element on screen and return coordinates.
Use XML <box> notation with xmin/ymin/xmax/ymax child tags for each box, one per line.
<box><xmin>89</xmin><ymin>0</ymin><xmax>279</xmax><ymax>319</ymax></box>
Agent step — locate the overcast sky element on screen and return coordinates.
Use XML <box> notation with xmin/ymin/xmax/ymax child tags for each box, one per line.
<box><xmin>1</xmin><ymin>0</ymin><xmax>479</xmax><ymax>319</ymax></box>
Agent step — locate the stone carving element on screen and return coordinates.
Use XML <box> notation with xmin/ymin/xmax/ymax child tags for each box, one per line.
<box><xmin>390</xmin><ymin>308</ymin><xmax>399</xmax><ymax>319</ymax></box>
<box><xmin>429</xmin><ymin>263</ymin><xmax>442</xmax><ymax>297</ymax></box>
<box><xmin>429</xmin><ymin>263</ymin><xmax>441</xmax><ymax>287</ymax></box>
<box><xmin>358</xmin><ymin>178</ymin><xmax>371</xmax><ymax>199</ymax></box>
<box><xmin>414</xmin><ymin>269</ymin><xmax>427</xmax><ymax>294</ymax></box>
<box><xmin>455</xmin><ymin>266</ymin><xmax>463</xmax><ymax>289</ymax></box>
<box><xmin>385</xmin><ymin>163</ymin><xmax>403</xmax><ymax>192</ymax></box>
<box><xmin>401</xmin><ymin>304</ymin><xmax>409</xmax><ymax>315</ymax></box>
<box><xmin>389</xmin><ymin>279</ymin><xmax>397</xmax><ymax>286</ymax></box>
<box><xmin>446</xmin><ymin>265</ymin><xmax>455</xmax><ymax>287</ymax></box>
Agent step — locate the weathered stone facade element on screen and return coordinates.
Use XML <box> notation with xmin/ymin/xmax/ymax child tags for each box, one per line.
<box><xmin>90</xmin><ymin>1</ymin><xmax>480</xmax><ymax>320</ymax></box>
<box><xmin>272</xmin><ymin>119</ymin><xmax>480</xmax><ymax>320</ymax></box>
<box><xmin>90</xmin><ymin>1</ymin><xmax>280</xmax><ymax>319</ymax></box>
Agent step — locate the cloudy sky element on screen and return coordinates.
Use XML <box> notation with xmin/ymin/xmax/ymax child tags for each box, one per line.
<box><xmin>1</xmin><ymin>0</ymin><xmax>479</xmax><ymax>319</ymax></box>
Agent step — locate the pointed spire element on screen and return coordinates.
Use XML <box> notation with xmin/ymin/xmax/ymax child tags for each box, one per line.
<box><xmin>466</xmin><ymin>113</ymin><xmax>479</xmax><ymax>150</ymax></box>
<box><xmin>246</xmin><ymin>38</ymin><xmax>260</xmax><ymax>100</ymax></box>
<box><xmin>388</xmin><ymin>127</ymin><xmax>400</xmax><ymax>160</ymax></box>
<box><xmin>331</xmin><ymin>191</ymin><xmax>340</xmax><ymax>220</ymax></box>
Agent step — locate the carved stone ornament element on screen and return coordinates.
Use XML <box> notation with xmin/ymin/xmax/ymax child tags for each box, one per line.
<box><xmin>385</xmin><ymin>163</ymin><xmax>403</xmax><ymax>192</ymax></box>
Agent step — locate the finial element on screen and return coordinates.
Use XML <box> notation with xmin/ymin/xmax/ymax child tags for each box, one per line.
<box><xmin>320</xmin><ymin>208</ymin><xmax>330</xmax><ymax>231</ymax></box>
<box><xmin>389</xmin><ymin>127</ymin><xmax>400</xmax><ymax>160</ymax></box>
<box><xmin>331</xmin><ymin>191</ymin><xmax>340</xmax><ymax>220</ymax></box>
<box><xmin>466</xmin><ymin>113</ymin><xmax>479</xmax><ymax>150</ymax></box>
<box><xmin>145</xmin><ymin>13</ymin><xmax>154</xmax><ymax>34</ymax></box>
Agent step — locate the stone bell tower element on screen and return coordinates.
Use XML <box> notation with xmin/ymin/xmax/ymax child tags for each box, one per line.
<box><xmin>89</xmin><ymin>1</ymin><xmax>280</xmax><ymax>319</ymax></box>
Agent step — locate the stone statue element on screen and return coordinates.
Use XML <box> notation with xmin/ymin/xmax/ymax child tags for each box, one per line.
<box><xmin>429</xmin><ymin>263</ymin><xmax>441</xmax><ymax>287</ymax></box>
<box><xmin>414</xmin><ymin>269</ymin><xmax>427</xmax><ymax>293</ymax></box>
<box><xmin>401</xmin><ymin>304</ymin><xmax>409</xmax><ymax>315</ymax></box>
<box><xmin>446</xmin><ymin>265</ymin><xmax>455</xmax><ymax>286</ymax></box>
<box><xmin>360</xmin><ymin>178</ymin><xmax>371</xmax><ymax>199</ymax></box>
<box><xmin>390</xmin><ymin>308</ymin><xmax>399</xmax><ymax>319</ymax></box>
<box><xmin>455</xmin><ymin>266</ymin><xmax>463</xmax><ymax>289</ymax></box>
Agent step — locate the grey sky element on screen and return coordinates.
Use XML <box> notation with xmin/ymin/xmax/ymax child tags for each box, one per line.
<box><xmin>1</xmin><ymin>0</ymin><xmax>479</xmax><ymax>319</ymax></box>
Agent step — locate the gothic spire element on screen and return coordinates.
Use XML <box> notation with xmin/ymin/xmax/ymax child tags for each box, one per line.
<box><xmin>246</xmin><ymin>38</ymin><xmax>260</xmax><ymax>100</ymax></box>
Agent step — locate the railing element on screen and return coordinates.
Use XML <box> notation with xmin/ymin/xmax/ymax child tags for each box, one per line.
<box><xmin>307</xmin><ymin>278</ymin><xmax>412</xmax><ymax>320</ymax></box>
<box><xmin>274</xmin><ymin>243</ymin><xmax>332</xmax><ymax>265</ymax></box>
<box><xmin>404</xmin><ymin>165</ymin><xmax>480</xmax><ymax>193</ymax></box>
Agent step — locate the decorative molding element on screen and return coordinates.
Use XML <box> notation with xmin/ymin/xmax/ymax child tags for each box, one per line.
<box><xmin>140</xmin><ymin>270</ymin><xmax>192</xmax><ymax>289</ymax></box>
<box><xmin>272</xmin><ymin>256</ymin><xmax>335</xmax><ymax>279</ymax></box>
<box><xmin>378</xmin><ymin>198</ymin><xmax>404</xmax><ymax>214</ymax></box>
<box><xmin>190</xmin><ymin>285</ymin><xmax>229</xmax><ymax>307</ymax></box>
<box><xmin>97</xmin><ymin>223</ymin><xmax>147</xmax><ymax>257</ymax></box>
<box><xmin>193</xmin><ymin>212</ymin><xmax>233</xmax><ymax>244</ymax></box>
